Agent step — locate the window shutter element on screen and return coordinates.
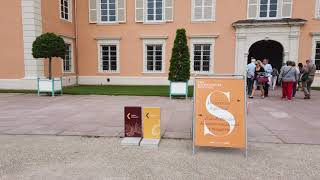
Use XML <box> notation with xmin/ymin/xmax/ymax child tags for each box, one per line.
<box><xmin>203</xmin><ymin>0</ymin><xmax>213</xmax><ymax>20</ymax></box>
<box><xmin>69</xmin><ymin>0</ymin><xmax>73</xmax><ymax>21</ymax></box>
<box><xmin>118</xmin><ymin>0</ymin><xmax>126</xmax><ymax>23</ymax></box>
<box><xmin>316</xmin><ymin>0</ymin><xmax>320</xmax><ymax>18</ymax></box>
<box><xmin>165</xmin><ymin>0</ymin><xmax>173</xmax><ymax>21</ymax></box>
<box><xmin>135</xmin><ymin>0</ymin><xmax>144</xmax><ymax>22</ymax></box>
<box><xmin>248</xmin><ymin>0</ymin><xmax>258</xmax><ymax>19</ymax></box>
<box><xmin>89</xmin><ymin>0</ymin><xmax>97</xmax><ymax>23</ymax></box>
<box><xmin>281</xmin><ymin>0</ymin><xmax>292</xmax><ymax>18</ymax></box>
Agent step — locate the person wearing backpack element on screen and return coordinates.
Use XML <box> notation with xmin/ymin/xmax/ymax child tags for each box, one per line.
<box><xmin>302</xmin><ymin>59</ymin><xmax>317</xmax><ymax>99</ymax></box>
<box><xmin>278</xmin><ymin>61</ymin><xmax>299</xmax><ymax>100</ymax></box>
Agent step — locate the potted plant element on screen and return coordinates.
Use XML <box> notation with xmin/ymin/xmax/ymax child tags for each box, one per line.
<box><xmin>168</xmin><ymin>29</ymin><xmax>190</xmax><ymax>99</ymax></box>
<box><xmin>32</xmin><ymin>33</ymin><xmax>66</xmax><ymax>96</ymax></box>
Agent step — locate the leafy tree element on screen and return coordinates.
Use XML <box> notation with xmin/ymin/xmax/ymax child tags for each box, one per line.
<box><xmin>168</xmin><ymin>29</ymin><xmax>190</xmax><ymax>82</ymax></box>
<box><xmin>32</xmin><ymin>33</ymin><xmax>66</xmax><ymax>80</ymax></box>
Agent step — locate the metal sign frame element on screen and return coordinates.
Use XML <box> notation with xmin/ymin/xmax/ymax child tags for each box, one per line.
<box><xmin>192</xmin><ymin>75</ymin><xmax>248</xmax><ymax>157</ymax></box>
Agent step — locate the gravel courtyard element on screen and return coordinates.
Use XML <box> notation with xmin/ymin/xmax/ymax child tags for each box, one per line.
<box><xmin>0</xmin><ymin>135</ymin><xmax>319</xmax><ymax>180</ymax></box>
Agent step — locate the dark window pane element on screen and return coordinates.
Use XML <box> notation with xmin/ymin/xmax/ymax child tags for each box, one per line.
<box><xmin>203</xmin><ymin>51</ymin><xmax>210</xmax><ymax>56</ymax></box>
<box><xmin>101</xmin><ymin>4</ymin><xmax>108</xmax><ymax>9</ymax></box>
<box><xmin>270</xmin><ymin>4</ymin><xmax>277</xmax><ymax>11</ymax></box>
<box><xmin>155</xmin><ymin>65</ymin><xmax>162</xmax><ymax>71</ymax></box>
<box><xmin>147</xmin><ymin>56</ymin><xmax>153</xmax><ymax>61</ymax></box>
<box><xmin>156</xmin><ymin>15</ymin><xmax>162</xmax><ymax>20</ymax></box>
<box><xmin>148</xmin><ymin>15</ymin><xmax>154</xmax><ymax>20</ymax></box>
<box><xmin>147</xmin><ymin>65</ymin><xmax>154</xmax><ymax>71</ymax></box>
<box><xmin>194</xmin><ymin>55</ymin><xmax>201</xmax><ymax>61</ymax></box>
<box><xmin>156</xmin><ymin>45</ymin><xmax>162</xmax><ymax>51</ymax></box>
<box><xmin>194</xmin><ymin>51</ymin><xmax>201</xmax><ymax>56</ymax></box>
<box><xmin>260</xmin><ymin>11</ymin><xmax>267</xmax><ymax>17</ymax></box>
<box><xmin>148</xmin><ymin>9</ymin><xmax>154</xmax><ymax>15</ymax></box>
<box><xmin>203</xmin><ymin>56</ymin><xmax>210</xmax><ymax>61</ymax></box>
<box><xmin>101</xmin><ymin>16</ymin><xmax>108</xmax><ymax>21</ymax></box>
<box><xmin>269</xmin><ymin>11</ymin><xmax>277</xmax><ymax>17</ymax></box>
<box><xmin>203</xmin><ymin>45</ymin><xmax>210</xmax><ymax>50</ymax></box>
<box><xmin>147</xmin><ymin>46</ymin><xmax>154</xmax><ymax>51</ymax></box>
<box><xmin>109</xmin><ymin>10</ymin><xmax>116</xmax><ymax>16</ymax></box>
<box><xmin>155</xmin><ymin>51</ymin><xmax>162</xmax><ymax>56</ymax></box>
<box><xmin>260</xmin><ymin>5</ymin><xmax>267</xmax><ymax>11</ymax></box>
<box><xmin>194</xmin><ymin>45</ymin><xmax>201</xmax><ymax>51</ymax></box>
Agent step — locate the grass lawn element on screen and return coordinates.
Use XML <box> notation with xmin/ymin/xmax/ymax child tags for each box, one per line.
<box><xmin>0</xmin><ymin>85</ymin><xmax>194</xmax><ymax>97</ymax></box>
<box><xmin>63</xmin><ymin>85</ymin><xmax>194</xmax><ymax>97</ymax></box>
<box><xmin>312</xmin><ymin>87</ymin><xmax>320</xmax><ymax>91</ymax></box>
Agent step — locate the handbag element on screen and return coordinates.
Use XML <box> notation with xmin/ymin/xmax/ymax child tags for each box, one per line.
<box><xmin>301</xmin><ymin>73</ymin><xmax>309</xmax><ymax>82</ymax></box>
<box><xmin>257</xmin><ymin>76</ymin><xmax>269</xmax><ymax>84</ymax></box>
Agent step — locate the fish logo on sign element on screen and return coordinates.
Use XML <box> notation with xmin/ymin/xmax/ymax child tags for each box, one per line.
<box><xmin>204</xmin><ymin>91</ymin><xmax>236</xmax><ymax>137</ymax></box>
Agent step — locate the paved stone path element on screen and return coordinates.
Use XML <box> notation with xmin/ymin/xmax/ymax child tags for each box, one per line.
<box><xmin>0</xmin><ymin>89</ymin><xmax>319</xmax><ymax>144</ymax></box>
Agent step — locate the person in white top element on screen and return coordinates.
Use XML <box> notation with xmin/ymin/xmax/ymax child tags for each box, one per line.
<box><xmin>262</xmin><ymin>59</ymin><xmax>273</xmax><ymax>97</ymax></box>
<box><xmin>247</xmin><ymin>58</ymin><xmax>256</xmax><ymax>95</ymax></box>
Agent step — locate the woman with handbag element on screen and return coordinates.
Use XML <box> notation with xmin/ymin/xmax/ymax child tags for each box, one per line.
<box><xmin>278</xmin><ymin>61</ymin><xmax>299</xmax><ymax>100</ymax></box>
<box><xmin>249</xmin><ymin>60</ymin><xmax>266</xmax><ymax>99</ymax></box>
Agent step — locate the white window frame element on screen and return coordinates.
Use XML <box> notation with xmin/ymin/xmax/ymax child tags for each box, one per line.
<box><xmin>257</xmin><ymin>0</ymin><xmax>279</xmax><ymax>19</ymax></box>
<box><xmin>98</xmin><ymin>0</ymin><xmax>118</xmax><ymax>24</ymax></box>
<box><xmin>97</xmin><ymin>39</ymin><xmax>120</xmax><ymax>73</ymax></box>
<box><xmin>143</xmin><ymin>39</ymin><xmax>166</xmax><ymax>73</ymax></box>
<box><xmin>61</xmin><ymin>38</ymin><xmax>74</xmax><ymax>73</ymax></box>
<box><xmin>190</xmin><ymin>38</ymin><xmax>215</xmax><ymax>74</ymax></box>
<box><xmin>311</xmin><ymin>34</ymin><xmax>320</xmax><ymax>73</ymax></box>
<box><xmin>145</xmin><ymin>0</ymin><xmax>165</xmax><ymax>23</ymax></box>
<box><xmin>191</xmin><ymin>0</ymin><xmax>216</xmax><ymax>22</ymax></box>
<box><xmin>59</xmin><ymin>0</ymin><xmax>72</xmax><ymax>22</ymax></box>
<box><xmin>316</xmin><ymin>0</ymin><xmax>320</xmax><ymax>19</ymax></box>
<box><xmin>247</xmin><ymin>0</ymin><xmax>292</xmax><ymax>19</ymax></box>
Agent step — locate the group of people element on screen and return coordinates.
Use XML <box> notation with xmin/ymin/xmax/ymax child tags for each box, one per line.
<box><xmin>247</xmin><ymin>58</ymin><xmax>317</xmax><ymax>100</ymax></box>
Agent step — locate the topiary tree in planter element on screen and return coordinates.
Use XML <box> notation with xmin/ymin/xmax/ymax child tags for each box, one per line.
<box><xmin>168</xmin><ymin>29</ymin><xmax>190</xmax><ymax>99</ymax></box>
<box><xmin>32</xmin><ymin>33</ymin><xmax>66</xmax><ymax>96</ymax></box>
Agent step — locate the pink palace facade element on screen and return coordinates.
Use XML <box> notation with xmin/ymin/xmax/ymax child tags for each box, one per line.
<box><xmin>1</xmin><ymin>0</ymin><xmax>320</xmax><ymax>89</ymax></box>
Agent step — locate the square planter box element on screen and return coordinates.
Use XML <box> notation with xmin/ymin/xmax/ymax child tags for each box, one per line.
<box><xmin>37</xmin><ymin>77</ymin><xmax>63</xmax><ymax>96</ymax></box>
<box><xmin>169</xmin><ymin>81</ymin><xmax>188</xmax><ymax>99</ymax></box>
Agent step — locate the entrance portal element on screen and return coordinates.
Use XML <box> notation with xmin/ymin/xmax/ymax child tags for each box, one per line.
<box><xmin>247</xmin><ymin>40</ymin><xmax>284</xmax><ymax>71</ymax></box>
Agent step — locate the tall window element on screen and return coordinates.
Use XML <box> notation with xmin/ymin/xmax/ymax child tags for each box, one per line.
<box><xmin>192</xmin><ymin>0</ymin><xmax>215</xmax><ymax>21</ymax></box>
<box><xmin>60</xmin><ymin>0</ymin><xmax>72</xmax><ymax>21</ymax></box>
<box><xmin>100</xmin><ymin>0</ymin><xmax>117</xmax><ymax>22</ymax></box>
<box><xmin>193</xmin><ymin>44</ymin><xmax>211</xmax><ymax>72</ymax></box>
<box><xmin>101</xmin><ymin>45</ymin><xmax>118</xmax><ymax>71</ymax></box>
<box><xmin>146</xmin><ymin>45</ymin><xmax>163</xmax><ymax>71</ymax></box>
<box><xmin>147</xmin><ymin>0</ymin><xmax>163</xmax><ymax>21</ymax></box>
<box><xmin>63</xmin><ymin>44</ymin><xmax>72</xmax><ymax>72</ymax></box>
<box><xmin>259</xmin><ymin>0</ymin><xmax>277</xmax><ymax>18</ymax></box>
<box><xmin>314</xmin><ymin>42</ymin><xmax>320</xmax><ymax>70</ymax></box>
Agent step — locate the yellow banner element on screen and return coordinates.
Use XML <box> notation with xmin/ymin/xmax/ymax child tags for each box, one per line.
<box><xmin>143</xmin><ymin>107</ymin><xmax>161</xmax><ymax>139</ymax></box>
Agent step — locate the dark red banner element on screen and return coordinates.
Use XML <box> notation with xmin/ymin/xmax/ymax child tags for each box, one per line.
<box><xmin>124</xmin><ymin>107</ymin><xmax>142</xmax><ymax>137</ymax></box>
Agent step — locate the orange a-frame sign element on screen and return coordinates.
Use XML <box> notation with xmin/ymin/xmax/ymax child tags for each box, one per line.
<box><xmin>193</xmin><ymin>77</ymin><xmax>247</xmax><ymax>151</ymax></box>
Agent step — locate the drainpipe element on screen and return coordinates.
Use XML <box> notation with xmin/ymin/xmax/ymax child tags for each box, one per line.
<box><xmin>74</xmin><ymin>0</ymin><xmax>79</xmax><ymax>85</ymax></box>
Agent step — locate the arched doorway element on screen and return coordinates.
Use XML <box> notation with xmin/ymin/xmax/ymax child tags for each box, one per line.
<box><xmin>247</xmin><ymin>40</ymin><xmax>284</xmax><ymax>71</ymax></box>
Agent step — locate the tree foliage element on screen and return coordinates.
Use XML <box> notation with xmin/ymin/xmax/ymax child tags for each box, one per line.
<box><xmin>168</xmin><ymin>29</ymin><xmax>190</xmax><ymax>82</ymax></box>
<box><xmin>32</xmin><ymin>33</ymin><xmax>66</xmax><ymax>79</ymax></box>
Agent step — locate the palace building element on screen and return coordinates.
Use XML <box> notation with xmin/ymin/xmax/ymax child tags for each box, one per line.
<box><xmin>1</xmin><ymin>0</ymin><xmax>320</xmax><ymax>89</ymax></box>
